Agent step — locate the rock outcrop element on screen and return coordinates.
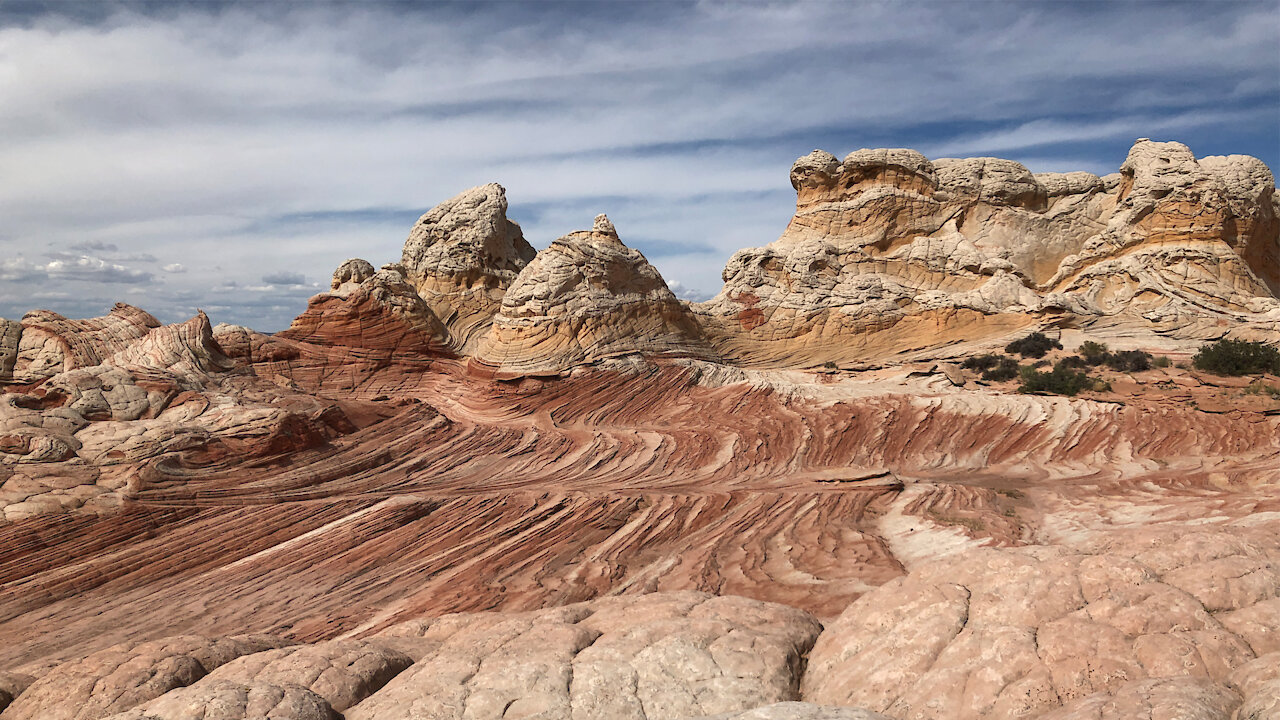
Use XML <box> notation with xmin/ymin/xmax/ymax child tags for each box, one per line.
<box><xmin>349</xmin><ymin>591</ymin><xmax>822</xmax><ymax>719</ymax></box>
<box><xmin>802</xmin><ymin>528</ymin><xmax>1279</xmax><ymax>720</ymax></box>
<box><xmin>473</xmin><ymin>215</ymin><xmax>714</xmax><ymax>376</ymax></box>
<box><xmin>1</xmin><ymin>139</ymin><xmax>1278</xmax><ymax>720</ymax></box>
<box><xmin>696</xmin><ymin>139</ymin><xmax>1279</xmax><ymax>367</ymax></box>
<box><xmin>400</xmin><ymin>183</ymin><xmax>537</xmax><ymax>352</ymax></box>
<box><xmin>278</xmin><ymin>261</ymin><xmax>451</xmax><ymax>355</ymax></box>
<box><xmin>1</xmin><ymin>635</ymin><xmax>292</xmax><ymax>720</ymax></box>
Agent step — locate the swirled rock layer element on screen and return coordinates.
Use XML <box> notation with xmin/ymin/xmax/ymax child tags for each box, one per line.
<box><xmin>697</xmin><ymin>139</ymin><xmax>1279</xmax><ymax>367</ymax></box>
<box><xmin>400</xmin><ymin>183</ymin><xmax>537</xmax><ymax>352</ymax></box>
<box><xmin>473</xmin><ymin>215</ymin><xmax>714</xmax><ymax>376</ymax></box>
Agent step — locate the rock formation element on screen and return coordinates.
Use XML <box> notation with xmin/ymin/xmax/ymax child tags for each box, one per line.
<box><xmin>696</xmin><ymin>139</ymin><xmax>1279</xmax><ymax>367</ymax></box>
<box><xmin>473</xmin><ymin>214</ymin><xmax>715</xmax><ymax>376</ymax></box>
<box><xmin>0</xmin><ymin>138</ymin><xmax>1277</xmax><ymax>719</ymax></box>
<box><xmin>400</xmin><ymin>183</ymin><xmax>537</xmax><ymax>352</ymax></box>
<box><xmin>278</xmin><ymin>260</ymin><xmax>451</xmax><ymax>355</ymax></box>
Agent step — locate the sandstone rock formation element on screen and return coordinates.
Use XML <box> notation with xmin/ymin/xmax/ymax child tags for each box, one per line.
<box><xmin>103</xmin><ymin>680</ymin><xmax>339</xmax><ymax>720</ymax></box>
<box><xmin>348</xmin><ymin>591</ymin><xmax>822</xmax><ymax>719</ymax></box>
<box><xmin>400</xmin><ymin>183</ymin><xmax>537</xmax><ymax>352</ymax></box>
<box><xmin>802</xmin><ymin>528</ymin><xmax>1279</xmax><ymax>720</ymax></box>
<box><xmin>1</xmin><ymin>635</ymin><xmax>291</xmax><ymax>720</ymax></box>
<box><xmin>1</xmin><ymin>139</ymin><xmax>1277</xmax><ymax>720</ymax></box>
<box><xmin>190</xmin><ymin>639</ymin><xmax>412</xmax><ymax>712</ymax></box>
<box><xmin>278</xmin><ymin>261</ymin><xmax>451</xmax><ymax>355</ymax></box>
<box><xmin>703</xmin><ymin>704</ymin><xmax>894</xmax><ymax>720</ymax></box>
<box><xmin>696</xmin><ymin>139</ymin><xmax>1279</xmax><ymax>367</ymax></box>
<box><xmin>473</xmin><ymin>215</ymin><xmax>714</xmax><ymax>376</ymax></box>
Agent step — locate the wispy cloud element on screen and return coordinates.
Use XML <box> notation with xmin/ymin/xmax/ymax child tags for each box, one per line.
<box><xmin>0</xmin><ymin>0</ymin><xmax>1276</xmax><ymax>329</ymax></box>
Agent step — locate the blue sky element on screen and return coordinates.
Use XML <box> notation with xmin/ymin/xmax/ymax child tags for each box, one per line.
<box><xmin>1</xmin><ymin>0</ymin><xmax>1277</xmax><ymax>330</ymax></box>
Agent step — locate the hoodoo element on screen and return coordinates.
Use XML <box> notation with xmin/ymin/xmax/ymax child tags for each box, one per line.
<box><xmin>473</xmin><ymin>214</ymin><xmax>715</xmax><ymax>376</ymax></box>
<box><xmin>399</xmin><ymin>183</ymin><xmax>538</xmax><ymax>352</ymax></box>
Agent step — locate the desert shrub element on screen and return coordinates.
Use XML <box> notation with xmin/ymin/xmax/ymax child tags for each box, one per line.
<box><xmin>1243</xmin><ymin>382</ymin><xmax>1280</xmax><ymax>398</ymax></box>
<box><xmin>982</xmin><ymin>356</ymin><xmax>1021</xmax><ymax>381</ymax></box>
<box><xmin>961</xmin><ymin>354</ymin><xmax>1001</xmax><ymax>371</ymax></box>
<box><xmin>1078</xmin><ymin>341</ymin><xmax>1109</xmax><ymax>365</ymax></box>
<box><xmin>1073</xmin><ymin>341</ymin><xmax>1153</xmax><ymax>373</ymax></box>
<box><xmin>1192</xmin><ymin>340</ymin><xmax>1280</xmax><ymax>376</ymax></box>
<box><xmin>1153</xmin><ymin>355</ymin><xmax>1172</xmax><ymax>368</ymax></box>
<box><xmin>960</xmin><ymin>354</ymin><xmax>1020</xmax><ymax>381</ymax></box>
<box><xmin>1018</xmin><ymin>361</ymin><xmax>1105</xmax><ymax>396</ymax></box>
<box><xmin>1006</xmin><ymin>332</ymin><xmax>1062</xmax><ymax>359</ymax></box>
<box><xmin>1058</xmin><ymin>355</ymin><xmax>1088</xmax><ymax>369</ymax></box>
<box><xmin>1104</xmin><ymin>349</ymin><xmax>1152</xmax><ymax>373</ymax></box>
<box><xmin>822</xmin><ymin>361</ymin><xmax>837</xmax><ymax>370</ymax></box>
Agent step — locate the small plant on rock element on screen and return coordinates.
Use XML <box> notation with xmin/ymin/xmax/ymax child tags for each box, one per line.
<box><xmin>1006</xmin><ymin>332</ymin><xmax>1062</xmax><ymax>359</ymax></box>
<box><xmin>962</xmin><ymin>354</ymin><xmax>1019</xmax><ymax>381</ymax></box>
<box><xmin>1078</xmin><ymin>341</ymin><xmax>1110</xmax><ymax>365</ymax></box>
<box><xmin>1192</xmin><ymin>340</ymin><xmax>1280</xmax><ymax>376</ymax></box>
<box><xmin>1018</xmin><ymin>360</ymin><xmax>1106</xmax><ymax>396</ymax></box>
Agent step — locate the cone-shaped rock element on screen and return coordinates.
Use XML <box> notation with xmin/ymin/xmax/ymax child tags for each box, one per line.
<box><xmin>473</xmin><ymin>215</ymin><xmax>713</xmax><ymax>376</ymax></box>
<box><xmin>278</xmin><ymin>260</ymin><xmax>450</xmax><ymax>355</ymax></box>
<box><xmin>400</xmin><ymin>183</ymin><xmax>537</xmax><ymax>352</ymax></box>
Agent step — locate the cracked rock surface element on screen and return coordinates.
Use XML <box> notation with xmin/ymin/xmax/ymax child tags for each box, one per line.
<box><xmin>347</xmin><ymin>591</ymin><xmax>822</xmax><ymax>720</ymax></box>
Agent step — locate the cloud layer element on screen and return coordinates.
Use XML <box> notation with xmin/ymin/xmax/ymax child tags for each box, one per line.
<box><xmin>2</xmin><ymin>0</ymin><xmax>1277</xmax><ymax>330</ymax></box>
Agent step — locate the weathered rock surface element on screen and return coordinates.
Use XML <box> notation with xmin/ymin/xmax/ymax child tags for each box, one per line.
<box><xmin>400</xmin><ymin>183</ymin><xmax>537</xmax><ymax>352</ymax></box>
<box><xmin>697</xmin><ymin>139</ymin><xmax>1279</xmax><ymax>367</ymax></box>
<box><xmin>192</xmin><ymin>639</ymin><xmax>412</xmax><ymax>711</ymax></box>
<box><xmin>347</xmin><ymin>591</ymin><xmax>821</xmax><ymax>720</ymax></box>
<box><xmin>102</xmin><ymin>679</ymin><xmax>339</xmax><ymax>720</ymax></box>
<box><xmin>1</xmin><ymin>140</ymin><xmax>1278</xmax><ymax>720</ymax></box>
<box><xmin>279</xmin><ymin>261</ymin><xmax>451</xmax><ymax>355</ymax></box>
<box><xmin>700</xmin><ymin>703</ymin><xmax>895</xmax><ymax>719</ymax></box>
<box><xmin>801</xmin><ymin>528</ymin><xmax>1279</xmax><ymax>720</ymax></box>
<box><xmin>473</xmin><ymin>215</ymin><xmax>714</xmax><ymax>376</ymax></box>
<box><xmin>0</xmin><ymin>635</ymin><xmax>291</xmax><ymax>720</ymax></box>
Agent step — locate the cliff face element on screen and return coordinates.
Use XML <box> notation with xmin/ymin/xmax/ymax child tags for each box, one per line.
<box><xmin>697</xmin><ymin>139</ymin><xmax>1278</xmax><ymax>367</ymax></box>
<box><xmin>0</xmin><ymin>140</ymin><xmax>1277</xmax><ymax>720</ymax></box>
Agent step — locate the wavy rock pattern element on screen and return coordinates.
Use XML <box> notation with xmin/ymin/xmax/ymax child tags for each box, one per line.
<box><xmin>473</xmin><ymin>215</ymin><xmax>714</xmax><ymax>376</ymax></box>
<box><xmin>696</xmin><ymin>139</ymin><xmax>1279</xmax><ymax>367</ymax></box>
<box><xmin>400</xmin><ymin>183</ymin><xmax>537</xmax><ymax>352</ymax></box>
<box><xmin>0</xmin><ymin>139</ymin><xmax>1277</xmax><ymax>719</ymax></box>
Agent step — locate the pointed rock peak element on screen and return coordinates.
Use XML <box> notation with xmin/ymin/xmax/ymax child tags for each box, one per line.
<box><xmin>592</xmin><ymin>213</ymin><xmax>618</xmax><ymax>238</ymax></box>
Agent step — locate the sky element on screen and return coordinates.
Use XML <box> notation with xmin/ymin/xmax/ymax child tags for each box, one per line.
<box><xmin>1</xmin><ymin>0</ymin><xmax>1277</xmax><ymax>331</ymax></box>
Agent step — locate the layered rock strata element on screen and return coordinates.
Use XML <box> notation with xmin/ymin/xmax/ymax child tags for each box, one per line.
<box><xmin>473</xmin><ymin>214</ymin><xmax>715</xmax><ymax>376</ymax></box>
<box><xmin>696</xmin><ymin>140</ymin><xmax>1279</xmax><ymax>367</ymax></box>
<box><xmin>0</xmin><ymin>138</ymin><xmax>1278</xmax><ymax>720</ymax></box>
<box><xmin>278</xmin><ymin>260</ymin><xmax>451</xmax><ymax>355</ymax></box>
<box><xmin>400</xmin><ymin>183</ymin><xmax>537</xmax><ymax>352</ymax></box>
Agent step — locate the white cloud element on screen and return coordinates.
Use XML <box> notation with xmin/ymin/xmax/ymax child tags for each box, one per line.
<box><xmin>162</xmin><ymin>263</ymin><xmax>186</xmax><ymax>273</ymax></box>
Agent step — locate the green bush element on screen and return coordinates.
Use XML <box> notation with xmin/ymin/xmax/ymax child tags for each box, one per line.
<box><xmin>1078</xmin><ymin>341</ymin><xmax>1109</xmax><ymax>365</ymax></box>
<box><xmin>1073</xmin><ymin>341</ymin><xmax>1152</xmax><ymax>373</ymax></box>
<box><xmin>960</xmin><ymin>354</ymin><xmax>1001</xmax><ymax>371</ymax></box>
<box><xmin>1192</xmin><ymin>340</ymin><xmax>1280</xmax><ymax>376</ymax></box>
<box><xmin>1018</xmin><ymin>361</ymin><xmax>1106</xmax><ymax>396</ymax></box>
<box><xmin>1153</xmin><ymin>355</ymin><xmax>1172</xmax><ymax>368</ymax></box>
<box><xmin>983</xmin><ymin>357</ymin><xmax>1021</xmax><ymax>381</ymax></box>
<box><xmin>1006</xmin><ymin>332</ymin><xmax>1063</xmax><ymax>359</ymax></box>
<box><xmin>1104</xmin><ymin>349</ymin><xmax>1152</xmax><ymax>373</ymax></box>
<box><xmin>960</xmin><ymin>354</ymin><xmax>1020</xmax><ymax>381</ymax></box>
